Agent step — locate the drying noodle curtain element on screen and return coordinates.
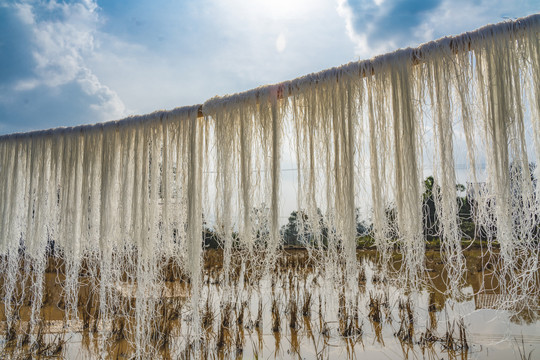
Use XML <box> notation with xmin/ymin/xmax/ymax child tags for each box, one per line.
<box><xmin>0</xmin><ymin>13</ymin><xmax>539</xmax><ymax>357</ymax></box>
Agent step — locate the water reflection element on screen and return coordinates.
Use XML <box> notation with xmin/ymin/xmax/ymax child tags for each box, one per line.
<box><xmin>1</xmin><ymin>249</ymin><xmax>539</xmax><ymax>359</ymax></box>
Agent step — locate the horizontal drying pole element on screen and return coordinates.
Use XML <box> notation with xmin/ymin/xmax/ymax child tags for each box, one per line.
<box><xmin>195</xmin><ymin>13</ymin><xmax>537</xmax><ymax>118</ymax></box>
<box><xmin>1</xmin><ymin>13</ymin><xmax>538</xmax><ymax>138</ymax></box>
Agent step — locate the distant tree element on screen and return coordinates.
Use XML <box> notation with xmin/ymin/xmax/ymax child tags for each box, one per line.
<box><xmin>422</xmin><ymin>175</ymin><xmax>472</xmax><ymax>240</ymax></box>
<box><xmin>202</xmin><ymin>213</ymin><xmax>220</xmax><ymax>249</ymax></box>
<box><xmin>509</xmin><ymin>162</ymin><xmax>539</xmax><ymax>240</ymax></box>
<box><xmin>465</xmin><ymin>161</ymin><xmax>539</xmax><ymax>241</ymax></box>
<box><xmin>281</xmin><ymin>209</ymin><xmax>329</xmax><ymax>247</ymax></box>
<box><xmin>251</xmin><ymin>204</ymin><xmax>270</xmax><ymax>247</ymax></box>
<box><xmin>423</xmin><ymin>176</ymin><xmax>438</xmax><ymax>240</ymax></box>
<box><xmin>355</xmin><ymin>208</ymin><xmax>372</xmax><ymax>237</ymax></box>
<box><xmin>281</xmin><ymin>210</ymin><xmax>303</xmax><ymax>246</ymax></box>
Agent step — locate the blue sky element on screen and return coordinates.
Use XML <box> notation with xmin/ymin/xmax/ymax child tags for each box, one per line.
<box><xmin>0</xmin><ymin>0</ymin><xmax>537</xmax><ymax>135</ymax></box>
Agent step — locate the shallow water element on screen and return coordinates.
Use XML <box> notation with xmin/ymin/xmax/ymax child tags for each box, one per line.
<box><xmin>1</xmin><ymin>249</ymin><xmax>539</xmax><ymax>359</ymax></box>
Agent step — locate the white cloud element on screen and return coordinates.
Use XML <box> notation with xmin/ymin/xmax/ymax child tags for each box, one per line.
<box><xmin>202</xmin><ymin>0</ymin><xmax>352</xmax><ymax>82</ymax></box>
<box><xmin>336</xmin><ymin>0</ymin><xmax>374</xmax><ymax>57</ymax></box>
<box><xmin>420</xmin><ymin>0</ymin><xmax>537</xmax><ymax>39</ymax></box>
<box><xmin>12</xmin><ymin>2</ymin><xmax>33</xmax><ymax>25</ymax></box>
<box><xmin>12</xmin><ymin>0</ymin><xmax>125</xmax><ymax>121</ymax></box>
<box><xmin>2</xmin><ymin>0</ymin><xmax>355</xmax><ymax>131</ymax></box>
<box><xmin>13</xmin><ymin>79</ymin><xmax>40</xmax><ymax>91</ymax></box>
<box><xmin>85</xmin><ymin>0</ymin><xmax>354</xmax><ymax>117</ymax></box>
<box><xmin>77</xmin><ymin>68</ymin><xmax>125</xmax><ymax>120</ymax></box>
<box><xmin>336</xmin><ymin>0</ymin><xmax>539</xmax><ymax>59</ymax></box>
<box><xmin>336</xmin><ymin>0</ymin><xmax>444</xmax><ymax>58</ymax></box>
